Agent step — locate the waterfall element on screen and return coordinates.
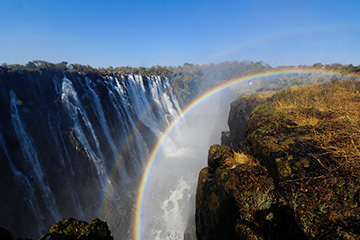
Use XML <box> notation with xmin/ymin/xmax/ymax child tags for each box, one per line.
<box><xmin>61</xmin><ymin>76</ymin><xmax>106</xmax><ymax>177</ymax></box>
<box><xmin>140</xmin><ymin>88</ymin><xmax>236</xmax><ymax>240</ymax></box>
<box><xmin>0</xmin><ymin>133</ymin><xmax>45</xmax><ymax>234</ymax></box>
<box><xmin>9</xmin><ymin>90</ymin><xmax>61</xmax><ymax>222</ymax></box>
<box><xmin>0</xmin><ymin>70</ymin><xmax>181</xmax><ymax>239</ymax></box>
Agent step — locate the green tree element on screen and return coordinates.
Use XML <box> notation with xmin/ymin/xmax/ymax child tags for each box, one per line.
<box><xmin>25</xmin><ymin>61</ymin><xmax>37</xmax><ymax>68</ymax></box>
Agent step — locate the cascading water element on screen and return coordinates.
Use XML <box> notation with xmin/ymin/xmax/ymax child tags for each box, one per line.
<box><xmin>0</xmin><ymin>132</ymin><xmax>45</xmax><ymax>234</ymax></box>
<box><xmin>61</xmin><ymin>76</ymin><xmax>106</xmax><ymax>177</ymax></box>
<box><xmin>0</xmin><ymin>69</ymin><xmax>181</xmax><ymax>239</ymax></box>
<box><xmin>0</xmin><ymin>67</ymin><xmax>238</xmax><ymax>239</ymax></box>
<box><xmin>141</xmin><ymin>88</ymin><xmax>237</xmax><ymax>240</ymax></box>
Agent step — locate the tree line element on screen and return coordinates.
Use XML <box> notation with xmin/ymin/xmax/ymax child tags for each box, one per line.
<box><xmin>1</xmin><ymin>60</ymin><xmax>359</xmax><ymax>106</ymax></box>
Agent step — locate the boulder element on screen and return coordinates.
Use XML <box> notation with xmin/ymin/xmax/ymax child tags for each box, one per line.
<box><xmin>40</xmin><ymin>218</ymin><xmax>113</xmax><ymax>240</ymax></box>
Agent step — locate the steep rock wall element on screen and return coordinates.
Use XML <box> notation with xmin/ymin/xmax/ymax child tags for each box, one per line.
<box><xmin>196</xmin><ymin>145</ymin><xmax>306</xmax><ymax>240</ymax></box>
<box><xmin>0</xmin><ymin>69</ymin><xmax>181</xmax><ymax>238</ymax></box>
<box><xmin>224</xmin><ymin>92</ymin><xmax>273</xmax><ymax>151</ymax></box>
<box><xmin>225</xmin><ymin>95</ymin><xmax>261</xmax><ymax>150</ymax></box>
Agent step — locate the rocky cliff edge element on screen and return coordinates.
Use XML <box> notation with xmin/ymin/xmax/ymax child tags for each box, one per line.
<box><xmin>196</xmin><ymin>80</ymin><xmax>360</xmax><ymax>239</ymax></box>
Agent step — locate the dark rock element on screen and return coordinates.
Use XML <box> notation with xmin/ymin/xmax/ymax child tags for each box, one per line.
<box><xmin>40</xmin><ymin>218</ymin><xmax>113</xmax><ymax>240</ymax></box>
<box><xmin>220</xmin><ymin>131</ymin><xmax>231</xmax><ymax>147</ymax></box>
<box><xmin>197</xmin><ymin>146</ymin><xmax>309</xmax><ymax>240</ymax></box>
<box><xmin>227</xmin><ymin>94</ymin><xmax>263</xmax><ymax>150</ymax></box>
<box><xmin>0</xmin><ymin>69</ymin><xmax>173</xmax><ymax>239</ymax></box>
<box><xmin>207</xmin><ymin>145</ymin><xmax>232</xmax><ymax>174</ymax></box>
<box><xmin>0</xmin><ymin>227</ymin><xmax>13</xmax><ymax>240</ymax></box>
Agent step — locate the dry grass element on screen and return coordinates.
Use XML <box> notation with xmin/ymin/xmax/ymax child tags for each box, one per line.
<box><xmin>273</xmin><ymin>80</ymin><xmax>360</xmax><ymax>170</ymax></box>
<box><xmin>223</xmin><ymin>151</ymin><xmax>256</xmax><ymax>169</ymax></box>
<box><xmin>244</xmin><ymin>79</ymin><xmax>360</xmax><ymax>238</ymax></box>
<box><xmin>233</xmin><ymin>151</ymin><xmax>252</xmax><ymax>165</ymax></box>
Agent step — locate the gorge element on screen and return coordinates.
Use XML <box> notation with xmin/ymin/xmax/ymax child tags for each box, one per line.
<box><xmin>0</xmin><ymin>61</ymin><xmax>264</xmax><ymax>239</ymax></box>
<box><xmin>1</xmin><ymin>64</ymin><xmax>360</xmax><ymax>240</ymax></box>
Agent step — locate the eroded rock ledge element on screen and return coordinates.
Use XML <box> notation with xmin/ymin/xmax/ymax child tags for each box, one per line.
<box><xmin>196</xmin><ymin>80</ymin><xmax>360</xmax><ymax>239</ymax></box>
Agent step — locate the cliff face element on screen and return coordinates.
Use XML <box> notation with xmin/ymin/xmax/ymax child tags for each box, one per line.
<box><xmin>196</xmin><ymin>145</ymin><xmax>306</xmax><ymax>240</ymax></box>
<box><xmin>224</xmin><ymin>92</ymin><xmax>273</xmax><ymax>151</ymax></box>
<box><xmin>196</xmin><ymin>80</ymin><xmax>360</xmax><ymax>239</ymax></box>
<box><xmin>0</xmin><ymin>69</ymin><xmax>182</xmax><ymax>238</ymax></box>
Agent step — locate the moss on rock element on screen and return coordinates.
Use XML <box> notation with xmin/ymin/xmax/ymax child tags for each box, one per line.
<box><xmin>40</xmin><ymin>218</ymin><xmax>113</xmax><ymax>240</ymax></box>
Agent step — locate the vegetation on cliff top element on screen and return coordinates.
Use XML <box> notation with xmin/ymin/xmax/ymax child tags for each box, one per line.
<box><xmin>245</xmin><ymin>79</ymin><xmax>360</xmax><ymax>238</ymax></box>
<box><xmin>0</xmin><ymin>60</ymin><xmax>271</xmax><ymax>106</ymax></box>
<box><xmin>197</xmin><ymin>79</ymin><xmax>360</xmax><ymax>239</ymax></box>
<box><xmin>2</xmin><ymin>60</ymin><xmax>360</xmax><ymax>106</ymax></box>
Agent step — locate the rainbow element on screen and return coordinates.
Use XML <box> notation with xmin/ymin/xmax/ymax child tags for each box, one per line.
<box><xmin>132</xmin><ymin>68</ymin><xmax>360</xmax><ymax>240</ymax></box>
<box><xmin>98</xmin><ymin>92</ymin><xmax>176</xmax><ymax>219</ymax></box>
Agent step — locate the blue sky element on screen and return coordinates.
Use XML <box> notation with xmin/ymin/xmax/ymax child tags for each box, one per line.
<box><xmin>1</xmin><ymin>0</ymin><xmax>359</xmax><ymax>67</ymax></box>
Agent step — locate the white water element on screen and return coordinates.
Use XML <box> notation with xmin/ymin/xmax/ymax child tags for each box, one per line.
<box><xmin>9</xmin><ymin>90</ymin><xmax>61</xmax><ymax>224</ymax></box>
<box><xmin>3</xmin><ymin>72</ymin><xmax>234</xmax><ymax>239</ymax></box>
<box><xmin>141</xmin><ymin>89</ymin><xmax>235</xmax><ymax>239</ymax></box>
<box><xmin>84</xmin><ymin>76</ymin><xmax>118</xmax><ymax>161</ymax></box>
<box><xmin>47</xmin><ymin>115</ymin><xmax>85</xmax><ymax>219</ymax></box>
<box><xmin>110</xmin><ymin>75</ymin><xmax>182</xmax><ymax>180</ymax></box>
<box><xmin>2</xmin><ymin>73</ymin><xmax>185</xmax><ymax>238</ymax></box>
<box><xmin>61</xmin><ymin>77</ymin><xmax>106</xmax><ymax>177</ymax></box>
<box><xmin>0</xmin><ymin>133</ymin><xmax>45</xmax><ymax>234</ymax></box>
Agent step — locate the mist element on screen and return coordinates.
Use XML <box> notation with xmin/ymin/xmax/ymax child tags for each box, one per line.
<box><xmin>140</xmin><ymin>87</ymin><xmax>238</xmax><ymax>239</ymax></box>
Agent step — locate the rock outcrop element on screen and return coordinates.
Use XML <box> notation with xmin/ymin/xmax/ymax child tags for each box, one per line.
<box><xmin>0</xmin><ymin>218</ymin><xmax>113</xmax><ymax>240</ymax></box>
<box><xmin>40</xmin><ymin>218</ymin><xmax>113</xmax><ymax>240</ymax></box>
<box><xmin>196</xmin><ymin>145</ymin><xmax>307</xmax><ymax>240</ymax></box>
<box><xmin>225</xmin><ymin>92</ymin><xmax>274</xmax><ymax>151</ymax></box>
<box><xmin>196</xmin><ymin>80</ymin><xmax>360</xmax><ymax>239</ymax></box>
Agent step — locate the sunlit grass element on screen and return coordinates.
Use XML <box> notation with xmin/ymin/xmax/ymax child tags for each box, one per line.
<box><xmin>244</xmin><ymin>79</ymin><xmax>360</xmax><ymax>238</ymax></box>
